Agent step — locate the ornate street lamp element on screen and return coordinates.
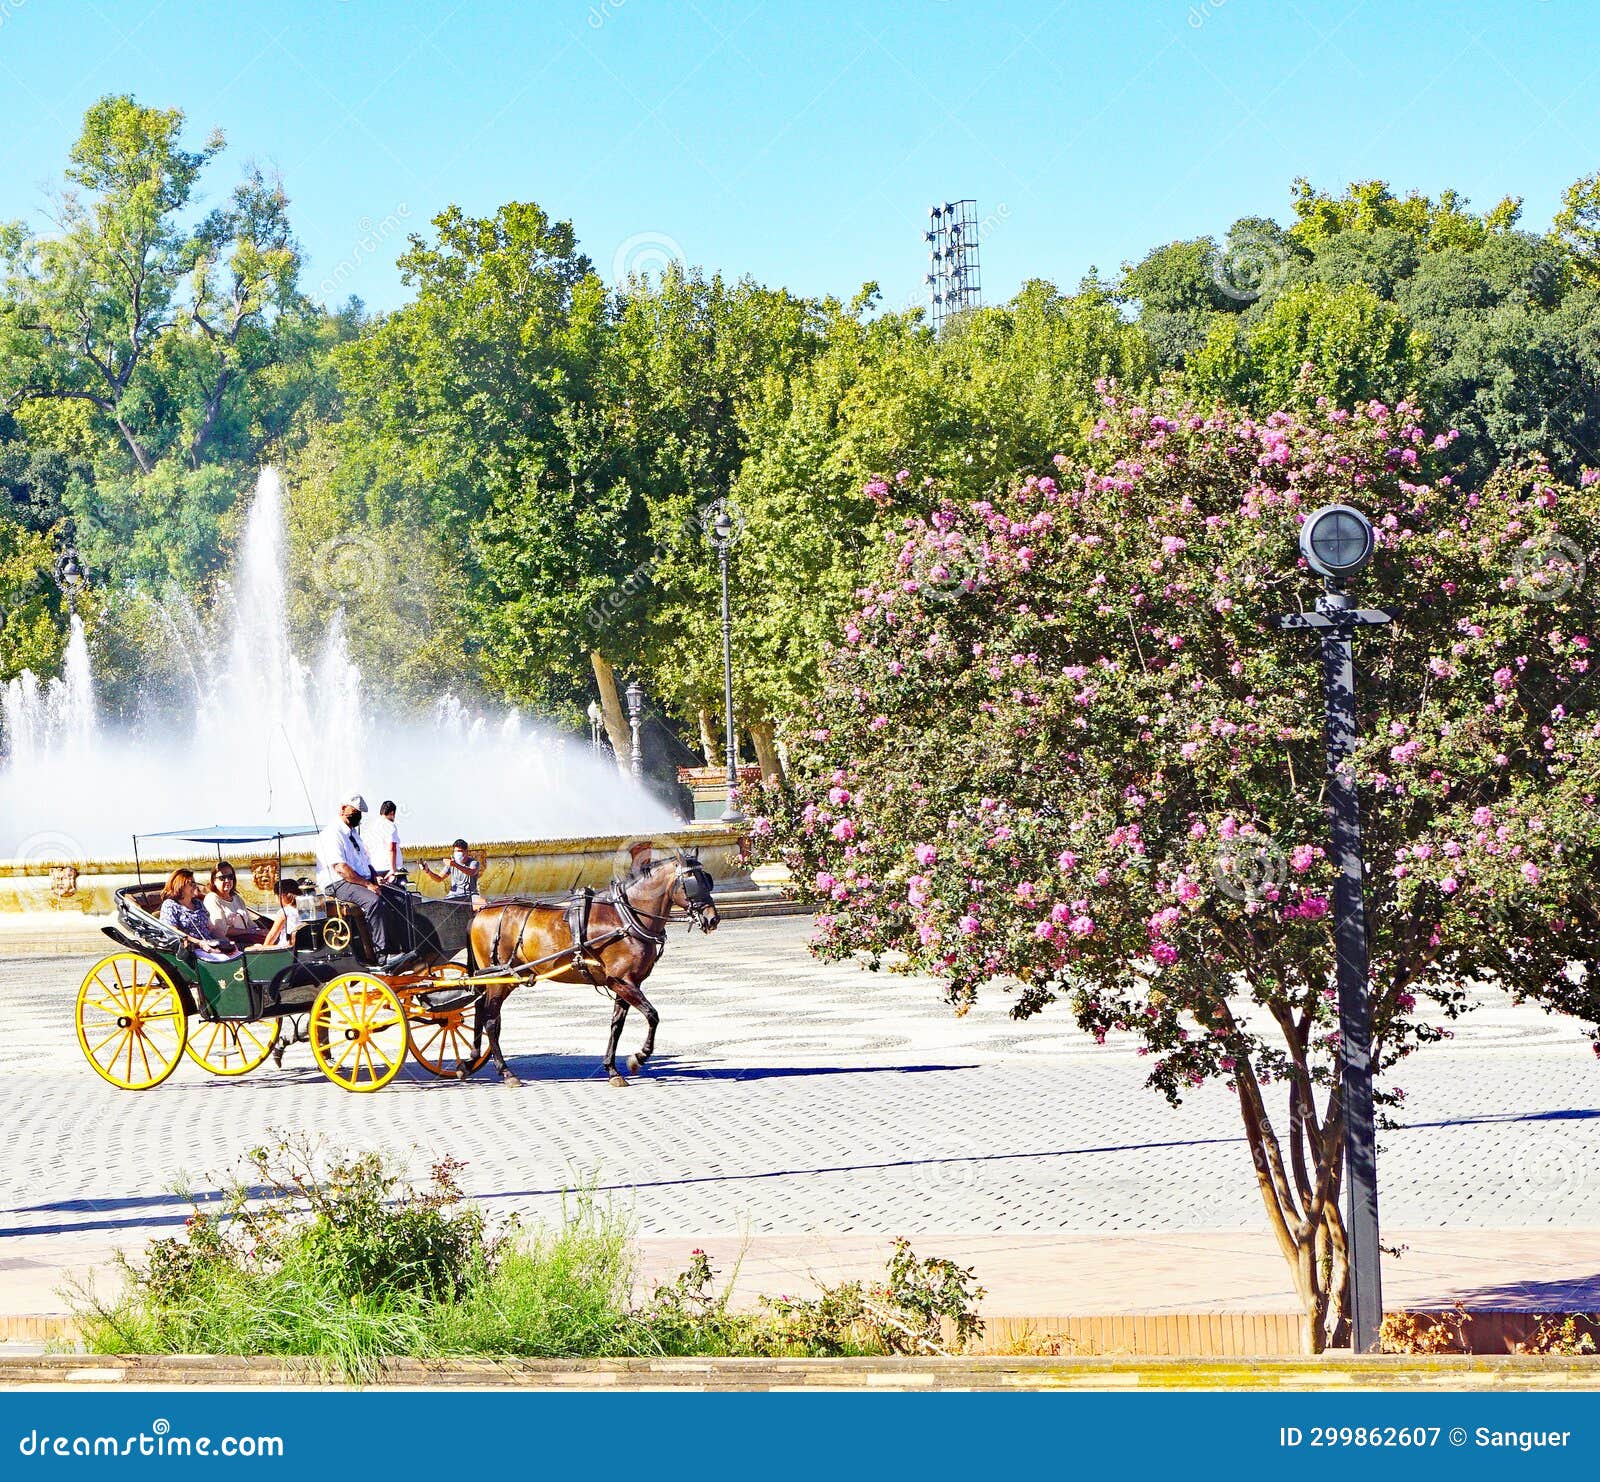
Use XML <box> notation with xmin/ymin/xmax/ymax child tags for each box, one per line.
<box><xmin>625</xmin><ymin>680</ymin><xmax>644</xmax><ymax>781</ymax></box>
<box><xmin>1277</xmin><ymin>503</ymin><xmax>1392</xmax><ymax>1354</ymax></box>
<box><xmin>54</xmin><ymin>543</ymin><xmax>86</xmax><ymax>615</ymax></box>
<box><xmin>711</xmin><ymin>506</ymin><xmax>743</xmax><ymax>823</ymax></box>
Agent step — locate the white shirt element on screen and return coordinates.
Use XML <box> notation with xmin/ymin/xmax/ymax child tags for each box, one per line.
<box><xmin>204</xmin><ymin>890</ymin><xmax>256</xmax><ymax>935</ymax></box>
<box><xmin>315</xmin><ymin>820</ymin><xmax>374</xmax><ymax>889</ymax></box>
<box><xmin>367</xmin><ymin>813</ymin><xmax>404</xmax><ymax>872</ymax></box>
<box><xmin>272</xmin><ymin>902</ymin><xmax>304</xmax><ymax>943</ymax></box>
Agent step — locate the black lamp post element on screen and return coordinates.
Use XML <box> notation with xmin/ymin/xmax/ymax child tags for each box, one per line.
<box><xmin>711</xmin><ymin>505</ymin><xmax>743</xmax><ymax>823</ymax></box>
<box><xmin>1276</xmin><ymin>503</ymin><xmax>1391</xmax><ymax>1354</ymax></box>
<box><xmin>54</xmin><ymin>543</ymin><xmax>85</xmax><ymax>615</ymax></box>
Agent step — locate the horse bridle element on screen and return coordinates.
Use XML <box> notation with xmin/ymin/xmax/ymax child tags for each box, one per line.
<box><xmin>612</xmin><ymin>857</ymin><xmax>716</xmax><ymax>941</ymax></box>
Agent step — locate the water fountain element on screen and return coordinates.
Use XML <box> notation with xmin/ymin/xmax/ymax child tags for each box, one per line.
<box><xmin>0</xmin><ymin>469</ymin><xmax>732</xmax><ymax>917</ymax></box>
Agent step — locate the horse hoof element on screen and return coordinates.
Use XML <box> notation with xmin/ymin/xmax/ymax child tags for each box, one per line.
<box><xmin>627</xmin><ymin>1054</ymin><xmax>646</xmax><ymax>1075</ymax></box>
<box><xmin>502</xmin><ymin>1073</ymin><xmax>523</xmax><ymax>1088</ymax></box>
<box><xmin>608</xmin><ymin>1072</ymin><xmax>629</xmax><ymax>1088</ymax></box>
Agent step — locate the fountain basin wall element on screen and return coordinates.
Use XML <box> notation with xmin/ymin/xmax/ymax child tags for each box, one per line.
<box><xmin>0</xmin><ymin>823</ymin><xmax>747</xmax><ymax>919</ymax></box>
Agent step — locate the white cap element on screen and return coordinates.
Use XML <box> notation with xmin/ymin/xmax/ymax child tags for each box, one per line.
<box><xmin>341</xmin><ymin>793</ymin><xmax>369</xmax><ymax>812</ymax></box>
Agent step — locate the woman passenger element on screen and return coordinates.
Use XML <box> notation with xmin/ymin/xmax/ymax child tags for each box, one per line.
<box><xmin>159</xmin><ymin>868</ymin><xmax>240</xmax><ymax>960</ymax></box>
<box><xmin>205</xmin><ymin>862</ymin><xmax>267</xmax><ymax>945</ymax></box>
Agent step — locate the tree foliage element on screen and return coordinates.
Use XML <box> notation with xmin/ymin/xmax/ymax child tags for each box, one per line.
<box><xmin>751</xmin><ymin>388</ymin><xmax>1600</xmax><ymax>1346</ymax></box>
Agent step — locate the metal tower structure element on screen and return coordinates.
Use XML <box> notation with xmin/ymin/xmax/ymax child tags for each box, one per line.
<box><xmin>924</xmin><ymin>200</ymin><xmax>982</xmax><ymax>331</ymax></box>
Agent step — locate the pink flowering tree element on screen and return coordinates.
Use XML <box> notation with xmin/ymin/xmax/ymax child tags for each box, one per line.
<box><xmin>751</xmin><ymin>385</ymin><xmax>1600</xmax><ymax>1351</ymax></box>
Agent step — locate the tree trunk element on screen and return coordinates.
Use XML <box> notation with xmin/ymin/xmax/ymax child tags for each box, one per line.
<box><xmin>698</xmin><ymin>706</ymin><xmax>718</xmax><ymax>766</ymax></box>
<box><xmin>1233</xmin><ymin>1074</ymin><xmax>1345</xmax><ymax>1353</ymax></box>
<box><xmin>589</xmin><ymin>652</ymin><xmax>633</xmax><ymax>778</ymax></box>
<box><xmin>750</xmin><ymin>719</ymin><xmax>783</xmax><ymax>782</ymax></box>
<box><xmin>116</xmin><ymin>418</ymin><xmax>154</xmax><ymax>474</ymax></box>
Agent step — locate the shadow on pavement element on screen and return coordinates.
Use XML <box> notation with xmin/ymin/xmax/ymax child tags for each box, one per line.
<box><xmin>1438</xmin><ymin>1274</ymin><xmax>1600</xmax><ymax>1310</ymax></box>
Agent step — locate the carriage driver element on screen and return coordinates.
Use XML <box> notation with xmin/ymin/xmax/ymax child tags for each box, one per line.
<box><xmin>315</xmin><ymin>794</ymin><xmax>410</xmax><ymax>967</ymax></box>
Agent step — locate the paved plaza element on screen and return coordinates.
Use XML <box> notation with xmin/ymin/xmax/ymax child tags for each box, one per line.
<box><xmin>2</xmin><ymin>914</ymin><xmax>1598</xmax><ymax>1317</ymax></box>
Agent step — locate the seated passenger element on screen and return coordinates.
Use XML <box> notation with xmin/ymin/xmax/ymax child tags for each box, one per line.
<box><xmin>205</xmin><ymin>861</ymin><xmax>267</xmax><ymax>946</ymax></box>
<box><xmin>258</xmin><ymin>877</ymin><xmax>305</xmax><ymax>949</ymax></box>
<box><xmin>159</xmin><ymin>868</ymin><xmax>240</xmax><ymax>960</ymax></box>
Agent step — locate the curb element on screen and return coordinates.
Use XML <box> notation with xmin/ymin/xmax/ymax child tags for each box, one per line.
<box><xmin>9</xmin><ymin>1309</ymin><xmax>1597</xmax><ymax>1361</ymax></box>
<box><xmin>3</xmin><ymin>1353</ymin><xmax>1599</xmax><ymax>1390</ymax></box>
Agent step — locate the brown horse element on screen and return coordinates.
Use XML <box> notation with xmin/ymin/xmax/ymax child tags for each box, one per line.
<box><xmin>462</xmin><ymin>851</ymin><xmax>718</xmax><ymax>1086</ymax></box>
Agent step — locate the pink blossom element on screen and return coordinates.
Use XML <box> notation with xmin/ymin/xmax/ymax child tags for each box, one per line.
<box><xmin>1522</xmin><ymin>862</ymin><xmax>1541</xmax><ymax>885</ymax></box>
<box><xmin>831</xmin><ymin>819</ymin><xmax>857</xmax><ymax>842</ymax></box>
<box><xmin>1067</xmin><ymin>914</ymin><xmax>1095</xmax><ymax>937</ymax></box>
<box><xmin>914</xmin><ymin>843</ymin><xmax>937</xmax><ymax>867</ymax></box>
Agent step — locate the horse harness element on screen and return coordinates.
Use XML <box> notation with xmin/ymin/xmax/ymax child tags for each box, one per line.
<box><xmin>484</xmin><ymin>882</ymin><xmax>668</xmax><ymax>988</ymax></box>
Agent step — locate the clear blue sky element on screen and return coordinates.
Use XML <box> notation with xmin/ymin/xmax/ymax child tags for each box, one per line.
<box><xmin>1</xmin><ymin>0</ymin><xmax>1597</xmax><ymax>313</ymax></box>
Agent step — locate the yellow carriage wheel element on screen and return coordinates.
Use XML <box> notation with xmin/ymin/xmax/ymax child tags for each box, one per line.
<box><xmin>75</xmin><ymin>952</ymin><xmax>188</xmax><ymax>1091</ymax></box>
<box><xmin>407</xmin><ymin>964</ymin><xmax>490</xmax><ymax>1078</ymax></box>
<box><xmin>185</xmin><ymin>1017</ymin><xmax>281</xmax><ymax>1077</ymax></box>
<box><xmin>310</xmin><ymin>973</ymin><xmax>408</xmax><ymax>1092</ymax></box>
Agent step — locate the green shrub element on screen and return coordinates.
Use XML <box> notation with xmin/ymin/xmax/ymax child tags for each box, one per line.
<box><xmin>73</xmin><ymin>1135</ymin><xmax>985</xmax><ymax>1376</ymax></box>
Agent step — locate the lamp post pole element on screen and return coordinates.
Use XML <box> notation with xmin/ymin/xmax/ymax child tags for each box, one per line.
<box><xmin>712</xmin><ymin>507</ymin><xmax>744</xmax><ymax>823</ymax></box>
<box><xmin>625</xmin><ymin>680</ymin><xmax>644</xmax><ymax>782</ymax></box>
<box><xmin>1276</xmin><ymin>504</ymin><xmax>1392</xmax><ymax>1354</ymax></box>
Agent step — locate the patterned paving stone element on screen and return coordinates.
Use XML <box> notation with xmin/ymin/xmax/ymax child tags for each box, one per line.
<box><xmin>2</xmin><ymin>916</ymin><xmax>1597</xmax><ymax>1265</ymax></box>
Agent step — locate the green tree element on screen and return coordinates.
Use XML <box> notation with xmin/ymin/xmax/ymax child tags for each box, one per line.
<box><xmin>0</xmin><ymin>515</ymin><xmax>65</xmax><ymax>680</ymax></box>
<box><xmin>1549</xmin><ymin>170</ymin><xmax>1600</xmax><ymax>287</ymax></box>
<box><xmin>1287</xmin><ymin>178</ymin><xmax>1521</xmax><ymax>251</ymax></box>
<box><xmin>608</xmin><ymin>264</ymin><xmax>825</xmax><ymax>765</ymax></box>
<box><xmin>733</xmin><ymin>280</ymin><xmax>1151</xmax><ymax>726</ymax></box>
<box><xmin>1189</xmin><ymin>281</ymin><xmax>1426</xmax><ymax>411</ymax></box>
<box><xmin>317</xmin><ymin>202</ymin><xmax>646</xmax><ymax>753</ymax></box>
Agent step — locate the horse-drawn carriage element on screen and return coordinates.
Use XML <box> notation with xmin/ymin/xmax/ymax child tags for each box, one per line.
<box><xmin>74</xmin><ymin>824</ymin><xmax>718</xmax><ymax>1094</ymax></box>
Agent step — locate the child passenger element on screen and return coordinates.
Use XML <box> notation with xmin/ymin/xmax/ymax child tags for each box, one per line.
<box><xmin>259</xmin><ymin>877</ymin><xmax>306</xmax><ymax>948</ymax></box>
